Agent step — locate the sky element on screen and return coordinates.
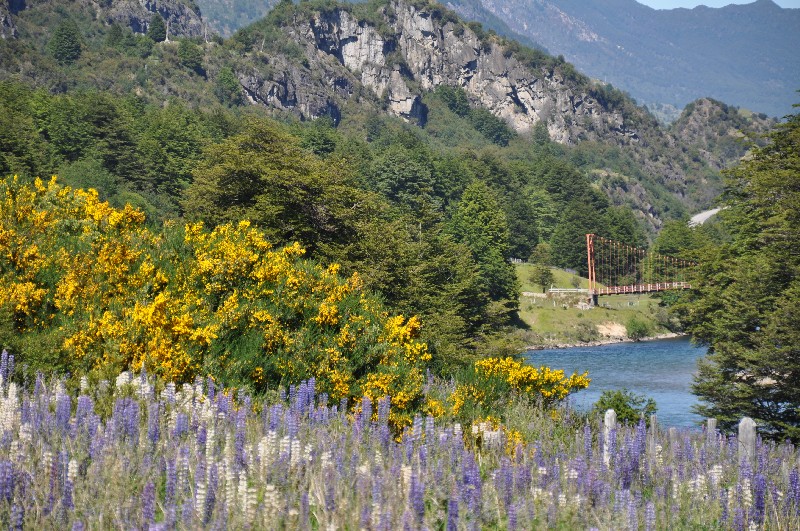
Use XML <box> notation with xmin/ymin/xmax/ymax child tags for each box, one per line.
<box><xmin>638</xmin><ymin>1</ymin><xmax>799</xmax><ymax>8</ymax></box>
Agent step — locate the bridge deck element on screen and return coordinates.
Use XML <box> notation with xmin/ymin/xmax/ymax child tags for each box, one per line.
<box><xmin>594</xmin><ymin>282</ymin><xmax>691</xmax><ymax>296</ymax></box>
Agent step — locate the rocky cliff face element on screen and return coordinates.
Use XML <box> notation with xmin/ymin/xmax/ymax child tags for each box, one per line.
<box><xmin>104</xmin><ymin>0</ymin><xmax>206</xmax><ymax>39</ymax></box>
<box><xmin>1</xmin><ymin>1</ymin><xmax>18</xmax><ymax>39</ymax></box>
<box><xmin>238</xmin><ymin>1</ymin><xmax>638</xmax><ymax>146</ymax></box>
<box><xmin>3</xmin><ymin>0</ymin><xmax>206</xmax><ymax>39</ymax></box>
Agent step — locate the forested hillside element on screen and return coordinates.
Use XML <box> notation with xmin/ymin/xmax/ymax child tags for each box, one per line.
<box><xmin>0</xmin><ymin>0</ymin><xmax>781</xmax><ymax>376</ymax></box>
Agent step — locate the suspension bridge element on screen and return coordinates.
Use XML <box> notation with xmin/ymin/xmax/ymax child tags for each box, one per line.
<box><xmin>586</xmin><ymin>234</ymin><xmax>695</xmax><ymax>304</ymax></box>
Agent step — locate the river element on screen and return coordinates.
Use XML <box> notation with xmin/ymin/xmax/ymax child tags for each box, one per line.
<box><xmin>524</xmin><ymin>337</ymin><xmax>706</xmax><ymax>427</ymax></box>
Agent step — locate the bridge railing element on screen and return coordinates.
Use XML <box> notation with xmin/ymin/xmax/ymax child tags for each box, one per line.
<box><xmin>594</xmin><ymin>282</ymin><xmax>691</xmax><ymax>295</ymax></box>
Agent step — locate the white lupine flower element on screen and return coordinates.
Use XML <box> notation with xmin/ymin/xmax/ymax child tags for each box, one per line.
<box><xmin>741</xmin><ymin>478</ymin><xmax>753</xmax><ymax>508</ymax></box>
<box><xmin>79</xmin><ymin>376</ymin><xmax>89</xmax><ymax>393</ymax></box>
<box><xmin>224</xmin><ymin>461</ymin><xmax>236</xmax><ymax>505</ymax></box>
<box><xmin>304</xmin><ymin>444</ymin><xmax>313</xmax><ymax>463</ymax></box>
<box><xmin>279</xmin><ymin>436</ymin><xmax>290</xmax><ymax>456</ymax></box>
<box><xmin>709</xmin><ymin>464</ymin><xmax>723</xmax><ymax>487</ymax></box>
<box><xmin>538</xmin><ymin>466</ymin><xmax>548</xmax><ymax>476</ymax></box>
<box><xmin>290</xmin><ymin>439</ymin><xmax>301</xmax><ymax>466</ymax></box>
<box><xmin>558</xmin><ymin>493</ymin><xmax>567</xmax><ymax>507</ymax></box>
<box><xmin>115</xmin><ymin>371</ymin><xmax>131</xmax><ymax>389</ymax></box>
<box><xmin>68</xmin><ymin>459</ymin><xmax>79</xmax><ymax>484</ymax></box>
<box><xmin>371</xmin><ymin>502</ymin><xmax>382</xmax><ymax>529</ymax></box>
<box><xmin>42</xmin><ymin>451</ymin><xmax>53</xmax><ymax>474</ymax></box>
<box><xmin>206</xmin><ymin>426</ymin><xmax>215</xmax><ymax>461</ymax></box>
<box><xmin>567</xmin><ymin>468</ymin><xmax>578</xmax><ymax>480</ymax></box>
<box><xmin>320</xmin><ymin>451</ymin><xmax>332</xmax><ymax>470</ymax></box>
<box><xmin>264</xmin><ymin>484</ymin><xmax>278</xmax><ymax>515</ymax></box>
<box><xmin>225</xmin><ymin>433</ymin><xmax>235</xmax><ymax>462</ymax></box>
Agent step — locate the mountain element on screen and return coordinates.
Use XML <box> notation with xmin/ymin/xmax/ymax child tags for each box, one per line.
<box><xmin>0</xmin><ymin>0</ymin><xmax>774</xmax><ymax>222</ymax></box>
<box><xmin>444</xmin><ymin>0</ymin><xmax>800</xmax><ymax>119</ymax></box>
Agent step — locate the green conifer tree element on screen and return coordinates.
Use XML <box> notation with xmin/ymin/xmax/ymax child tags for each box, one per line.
<box><xmin>147</xmin><ymin>14</ymin><xmax>167</xmax><ymax>42</ymax></box>
<box><xmin>48</xmin><ymin>20</ymin><xmax>82</xmax><ymax>64</ymax></box>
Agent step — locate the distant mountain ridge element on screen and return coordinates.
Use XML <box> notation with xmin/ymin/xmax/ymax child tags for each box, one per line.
<box><xmin>445</xmin><ymin>0</ymin><xmax>800</xmax><ymax>118</ymax></box>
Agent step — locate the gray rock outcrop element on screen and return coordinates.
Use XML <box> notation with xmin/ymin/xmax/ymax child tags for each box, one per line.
<box><xmin>236</xmin><ymin>1</ymin><xmax>635</xmax><ymax>145</ymax></box>
<box><xmin>1</xmin><ymin>0</ymin><xmax>18</xmax><ymax>39</ymax></box>
<box><xmin>104</xmin><ymin>0</ymin><xmax>206</xmax><ymax>39</ymax></box>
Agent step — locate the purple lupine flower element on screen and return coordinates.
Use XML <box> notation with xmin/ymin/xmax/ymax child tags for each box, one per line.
<box><xmin>753</xmin><ymin>472</ymin><xmax>766</xmax><ymax>523</ymax></box>
<box><xmin>71</xmin><ymin>521</ymin><xmax>84</xmax><ymax>531</ymax></box>
<box><xmin>75</xmin><ymin>395</ymin><xmax>93</xmax><ymax>431</ymax></box>
<box><xmin>0</xmin><ymin>349</ymin><xmax>8</xmax><ymax>383</ymax></box>
<box><xmin>446</xmin><ymin>496</ymin><xmax>458</xmax><ymax>531</ymax></box>
<box><xmin>401</xmin><ymin>508</ymin><xmax>414</xmax><ymax>531</ymax></box>
<box><xmin>788</xmin><ymin>468</ymin><xmax>799</xmax><ymax>516</ymax></box>
<box><xmin>147</xmin><ymin>401</ymin><xmax>160</xmax><ymax>447</ymax></box>
<box><xmin>207</xmin><ymin>376</ymin><xmax>215</xmax><ymax>401</ymax></box>
<box><xmin>307</xmin><ymin>377</ymin><xmax>316</xmax><ymax>409</ymax></box>
<box><xmin>496</xmin><ymin>457</ymin><xmax>514</xmax><ymax>509</ymax></box>
<box><xmin>360</xmin><ymin>505</ymin><xmax>371</xmax><ymax>530</ymax></box>
<box><xmin>63</xmin><ymin>479</ymin><xmax>74</xmax><ymax>511</ymax></box>
<box><xmin>628</xmin><ymin>494</ymin><xmax>638</xmax><ymax>530</ymax></box>
<box><xmin>203</xmin><ymin>463</ymin><xmax>217</xmax><ymax>524</ymax></box>
<box><xmin>410</xmin><ymin>471</ymin><xmax>425</xmax><ymax>522</ymax></box>
<box><xmin>645</xmin><ymin>500</ymin><xmax>656</xmax><ymax>531</ymax></box>
<box><xmin>235</xmin><ymin>411</ymin><xmax>246</xmax><ymax>469</ymax></box>
<box><xmin>113</xmin><ymin>397</ymin><xmax>140</xmax><ymax>443</ymax></box>
<box><xmin>10</xmin><ymin>503</ymin><xmax>23</xmax><ymax>531</ymax></box>
<box><xmin>196</xmin><ymin>425</ymin><xmax>207</xmax><ymax>456</ymax></box>
<box><xmin>55</xmin><ymin>393</ymin><xmax>71</xmax><ymax>432</ymax></box>
<box><xmin>173</xmin><ymin>413</ymin><xmax>189</xmax><ymax>439</ymax></box>
<box><xmin>0</xmin><ymin>461</ymin><xmax>13</xmax><ymax>502</ymax></box>
<box><xmin>733</xmin><ymin>507</ymin><xmax>745</xmax><ymax>531</ymax></box>
<box><xmin>165</xmin><ymin>458</ymin><xmax>177</xmax><ymax>505</ymax></box>
<box><xmin>142</xmin><ymin>481</ymin><xmax>155</xmax><ymax>525</ymax></box>
<box><xmin>325</xmin><ymin>469</ymin><xmax>336</xmax><ymax>512</ymax></box>
<box><xmin>361</xmin><ymin>395</ymin><xmax>372</xmax><ymax>428</ymax></box>
<box><xmin>300</xmin><ymin>491</ymin><xmax>310</xmax><ymax>530</ymax></box>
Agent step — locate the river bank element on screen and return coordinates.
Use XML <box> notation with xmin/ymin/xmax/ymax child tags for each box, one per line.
<box><xmin>526</xmin><ymin>331</ymin><xmax>686</xmax><ymax>351</ymax></box>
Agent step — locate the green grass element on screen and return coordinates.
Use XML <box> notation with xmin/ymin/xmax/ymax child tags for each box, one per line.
<box><xmin>514</xmin><ymin>264</ymin><xmax>675</xmax><ymax>346</ymax></box>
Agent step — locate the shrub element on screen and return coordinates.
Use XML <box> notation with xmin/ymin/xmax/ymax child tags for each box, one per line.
<box><xmin>625</xmin><ymin>317</ymin><xmax>651</xmax><ymax>340</ymax></box>
<box><xmin>592</xmin><ymin>388</ymin><xmax>657</xmax><ymax>426</ymax></box>
<box><xmin>0</xmin><ymin>176</ymin><xmax>429</xmax><ymax>429</ymax></box>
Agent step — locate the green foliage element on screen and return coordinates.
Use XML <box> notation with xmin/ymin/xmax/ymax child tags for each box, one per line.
<box><xmin>592</xmin><ymin>389</ymin><xmax>657</xmax><ymax>426</ymax></box>
<box><xmin>105</xmin><ymin>23</ymin><xmax>124</xmax><ymax>48</ymax></box>
<box><xmin>184</xmin><ymin>119</ymin><xmax>370</xmax><ymax>253</ymax></box>
<box><xmin>147</xmin><ymin>14</ymin><xmax>167</xmax><ymax>42</ymax></box>
<box><xmin>682</xmin><ymin>105</ymin><xmax>800</xmax><ymax>441</ymax></box>
<box><xmin>529</xmin><ymin>264</ymin><xmax>553</xmax><ymax>293</ymax></box>
<box><xmin>625</xmin><ymin>317</ymin><xmax>651</xmax><ymax>341</ymax></box>
<box><xmin>431</xmin><ymin>86</ymin><xmax>514</xmax><ymax>146</ymax></box>
<box><xmin>48</xmin><ymin>19</ymin><xmax>82</xmax><ymax>64</ymax></box>
<box><xmin>449</xmin><ymin>180</ymin><xmax>519</xmax><ymax>322</ymax></box>
<box><xmin>178</xmin><ymin>39</ymin><xmax>205</xmax><ymax>75</ymax></box>
<box><xmin>214</xmin><ymin>67</ymin><xmax>243</xmax><ymax>106</ymax></box>
<box><xmin>551</xmin><ymin>200</ymin><xmax>607</xmax><ymax>275</ymax></box>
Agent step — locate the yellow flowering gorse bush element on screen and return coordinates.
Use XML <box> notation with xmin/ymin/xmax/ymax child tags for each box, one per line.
<box><xmin>449</xmin><ymin>356</ymin><xmax>590</xmax><ymax>418</ymax></box>
<box><xmin>0</xmin><ymin>176</ymin><xmax>428</xmax><ymax>428</ymax></box>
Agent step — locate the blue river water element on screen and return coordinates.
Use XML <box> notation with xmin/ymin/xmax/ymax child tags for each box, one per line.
<box><xmin>523</xmin><ymin>337</ymin><xmax>707</xmax><ymax>428</ymax></box>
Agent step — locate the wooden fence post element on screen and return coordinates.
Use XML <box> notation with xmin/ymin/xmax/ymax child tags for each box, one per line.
<box><xmin>738</xmin><ymin>417</ymin><xmax>756</xmax><ymax>464</ymax></box>
<box><xmin>603</xmin><ymin>409</ymin><xmax>616</xmax><ymax>466</ymax></box>
<box><xmin>707</xmin><ymin>418</ymin><xmax>717</xmax><ymax>442</ymax></box>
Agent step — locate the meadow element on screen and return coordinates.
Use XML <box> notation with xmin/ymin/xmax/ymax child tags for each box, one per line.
<box><xmin>0</xmin><ymin>349</ymin><xmax>797</xmax><ymax>530</ymax></box>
